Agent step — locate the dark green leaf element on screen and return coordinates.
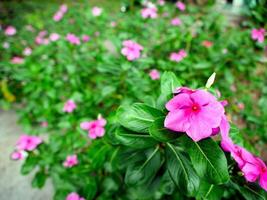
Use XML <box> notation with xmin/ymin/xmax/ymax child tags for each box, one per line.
<box><xmin>32</xmin><ymin>171</ymin><xmax>47</xmax><ymax>188</ymax></box>
<box><xmin>21</xmin><ymin>155</ymin><xmax>38</xmax><ymax>175</ymax></box>
<box><xmin>196</xmin><ymin>181</ymin><xmax>223</xmax><ymax>200</ymax></box>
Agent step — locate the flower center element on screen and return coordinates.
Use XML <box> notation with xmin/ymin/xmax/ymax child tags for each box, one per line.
<box><xmin>191</xmin><ymin>104</ymin><xmax>200</xmax><ymax>112</ymax></box>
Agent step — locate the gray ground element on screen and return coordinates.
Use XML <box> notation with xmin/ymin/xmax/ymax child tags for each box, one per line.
<box><xmin>0</xmin><ymin>110</ymin><xmax>53</xmax><ymax>200</ymax></box>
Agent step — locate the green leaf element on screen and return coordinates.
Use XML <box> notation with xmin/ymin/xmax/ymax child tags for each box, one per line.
<box><xmin>32</xmin><ymin>171</ymin><xmax>47</xmax><ymax>188</ymax></box>
<box><xmin>166</xmin><ymin>143</ymin><xmax>200</xmax><ymax>196</ymax></box>
<box><xmin>149</xmin><ymin>117</ymin><xmax>180</xmax><ymax>142</ymax></box>
<box><xmin>115</xmin><ymin>126</ymin><xmax>157</xmax><ymax>149</ymax></box>
<box><xmin>117</xmin><ymin>103</ymin><xmax>164</xmax><ymax>133</ymax></box>
<box><xmin>125</xmin><ymin>146</ymin><xmax>162</xmax><ymax>186</ymax></box>
<box><xmin>196</xmin><ymin>181</ymin><xmax>223</xmax><ymax>200</ymax></box>
<box><xmin>184</xmin><ymin>137</ymin><xmax>230</xmax><ymax>184</ymax></box>
<box><xmin>21</xmin><ymin>155</ymin><xmax>38</xmax><ymax>175</ymax></box>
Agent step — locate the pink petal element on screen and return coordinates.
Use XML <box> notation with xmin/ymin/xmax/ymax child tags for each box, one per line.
<box><xmin>259</xmin><ymin>171</ymin><xmax>267</xmax><ymax>191</ymax></box>
<box><xmin>190</xmin><ymin>90</ymin><xmax>216</xmax><ymax>106</ymax></box>
<box><xmin>242</xmin><ymin>162</ymin><xmax>260</xmax><ymax>182</ymax></box>
<box><xmin>164</xmin><ymin>109</ymin><xmax>190</xmax><ymax>133</ymax></box>
<box><xmin>165</xmin><ymin>93</ymin><xmax>192</xmax><ymax>111</ymax></box>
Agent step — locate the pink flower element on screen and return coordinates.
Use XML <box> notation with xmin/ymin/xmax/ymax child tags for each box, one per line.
<box><xmin>11</xmin><ymin>57</ymin><xmax>24</xmax><ymax>64</ymax></box>
<box><xmin>171</xmin><ymin>17</ymin><xmax>182</xmax><ymax>26</ymax></box>
<box><xmin>251</xmin><ymin>28</ymin><xmax>265</xmax><ymax>43</ymax></box>
<box><xmin>3</xmin><ymin>42</ymin><xmax>10</xmax><ymax>49</ymax></box>
<box><xmin>5</xmin><ymin>26</ymin><xmax>16</xmax><ymax>36</ymax></box>
<box><xmin>141</xmin><ymin>7</ymin><xmax>158</xmax><ymax>19</ymax></box>
<box><xmin>63</xmin><ymin>155</ymin><xmax>78</xmax><ymax>168</ymax></box>
<box><xmin>82</xmin><ymin>35</ymin><xmax>90</xmax><ymax>42</ymax></box>
<box><xmin>164</xmin><ymin>89</ymin><xmax>226</xmax><ymax>141</ymax></box>
<box><xmin>176</xmin><ymin>1</ymin><xmax>186</xmax><ymax>11</ymax></box>
<box><xmin>63</xmin><ymin>100</ymin><xmax>77</xmax><ymax>113</ymax></box>
<box><xmin>80</xmin><ymin>116</ymin><xmax>106</xmax><ymax>139</ymax></box>
<box><xmin>110</xmin><ymin>21</ymin><xmax>117</xmax><ymax>27</ymax></box>
<box><xmin>149</xmin><ymin>69</ymin><xmax>160</xmax><ymax>80</ymax></box>
<box><xmin>23</xmin><ymin>47</ymin><xmax>32</xmax><ymax>56</ymax></box>
<box><xmin>92</xmin><ymin>7</ymin><xmax>102</xmax><ymax>17</ymax></box>
<box><xmin>237</xmin><ymin>102</ymin><xmax>245</xmax><ymax>110</ymax></box>
<box><xmin>169</xmin><ymin>49</ymin><xmax>187</xmax><ymax>62</ymax></box>
<box><xmin>53</xmin><ymin>12</ymin><xmax>63</xmax><ymax>22</ymax></box>
<box><xmin>50</xmin><ymin>33</ymin><xmax>60</xmax><ymax>41</ymax></box>
<box><xmin>11</xmin><ymin>150</ymin><xmax>27</xmax><ymax>160</ymax></box>
<box><xmin>66</xmin><ymin>192</ymin><xmax>85</xmax><ymax>200</ymax></box>
<box><xmin>202</xmin><ymin>40</ymin><xmax>213</xmax><ymax>48</ymax></box>
<box><xmin>158</xmin><ymin>0</ymin><xmax>165</xmax><ymax>6</ymax></box>
<box><xmin>121</xmin><ymin>40</ymin><xmax>143</xmax><ymax>61</ymax></box>
<box><xmin>16</xmin><ymin>134</ymin><xmax>42</xmax><ymax>151</ymax></box>
<box><xmin>60</xmin><ymin>4</ymin><xmax>68</xmax><ymax>13</ymax></box>
<box><xmin>66</xmin><ymin>33</ymin><xmax>80</xmax><ymax>45</ymax></box>
<box><xmin>40</xmin><ymin>121</ymin><xmax>48</xmax><ymax>128</ymax></box>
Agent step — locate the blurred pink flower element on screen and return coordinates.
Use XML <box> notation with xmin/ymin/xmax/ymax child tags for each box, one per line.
<box><xmin>59</xmin><ymin>4</ymin><xmax>68</xmax><ymax>13</ymax></box>
<box><xmin>66</xmin><ymin>33</ymin><xmax>80</xmax><ymax>45</ymax></box>
<box><xmin>16</xmin><ymin>135</ymin><xmax>42</xmax><ymax>151</ymax></box>
<box><xmin>92</xmin><ymin>7</ymin><xmax>102</xmax><ymax>16</ymax></box>
<box><xmin>5</xmin><ymin>26</ymin><xmax>16</xmax><ymax>36</ymax></box>
<box><xmin>40</xmin><ymin>121</ymin><xmax>48</xmax><ymax>128</ymax></box>
<box><xmin>158</xmin><ymin>0</ymin><xmax>165</xmax><ymax>6</ymax></box>
<box><xmin>202</xmin><ymin>40</ymin><xmax>213</xmax><ymax>48</ymax></box>
<box><xmin>110</xmin><ymin>21</ymin><xmax>117</xmax><ymax>27</ymax></box>
<box><xmin>11</xmin><ymin>57</ymin><xmax>24</xmax><ymax>64</ymax></box>
<box><xmin>170</xmin><ymin>49</ymin><xmax>187</xmax><ymax>62</ymax></box>
<box><xmin>50</xmin><ymin>33</ymin><xmax>60</xmax><ymax>41</ymax></box>
<box><xmin>82</xmin><ymin>35</ymin><xmax>90</xmax><ymax>42</ymax></box>
<box><xmin>53</xmin><ymin>12</ymin><xmax>63</xmax><ymax>22</ymax></box>
<box><xmin>121</xmin><ymin>40</ymin><xmax>143</xmax><ymax>61</ymax></box>
<box><xmin>141</xmin><ymin>7</ymin><xmax>158</xmax><ymax>19</ymax></box>
<box><xmin>66</xmin><ymin>192</ymin><xmax>85</xmax><ymax>200</ymax></box>
<box><xmin>2</xmin><ymin>42</ymin><xmax>10</xmax><ymax>49</ymax></box>
<box><xmin>80</xmin><ymin>116</ymin><xmax>106</xmax><ymax>139</ymax></box>
<box><xmin>149</xmin><ymin>69</ymin><xmax>160</xmax><ymax>80</ymax></box>
<box><xmin>63</xmin><ymin>155</ymin><xmax>78</xmax><ymax>168</ymax></box>
<box><xmin>251</xmin><ymin>28</ymin><xmax>265</xmax><ymax>43</ymax></box>
<box><xmin>171</xmin><ymin>17</ymin><xmax>182</xmax><ymax>26</ymax></box>
<box><xmin>237</xmin><ymin>102</ymin><xmax>245</xmax><ymax>110</ymax></box>
<box><xmin>23</xmin><ymin>47</ymin><xmax>32</xmax><ymax>56</ymax></box>
<box><xmin>176</xmin><ymin>1</ymin><xmax>186</xmax><ymax>11</ymax></box>
<box><xmin>11</xmin><ymin>150</ymin><xmax>27</xmax><ymax>161</ymax></box>
<box><xmin>63</xmin><ymin>100</ymin><xmax>77</xmax><ymax>113</ymax></box>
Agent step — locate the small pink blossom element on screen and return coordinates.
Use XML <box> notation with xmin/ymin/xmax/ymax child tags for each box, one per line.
<box><xmin>202</xmin><ymin>40</ymin><xmax>213</xmax><ymax>48</ymax></box>
<box><xmin>164</xmin><ymin>88</ymin><xmax>226</xmax><ymax>141</ymax></box>
<box><xmin>149</xmin><ymin>69</ymin><xmax>160</xmax><ymax>80</ymax></box>
<box><xmin>158</xmin><ymin>0</ymin><xmax>165</xmax><ymax>6</ymax></box>
<box><xmin>92</xmin><ymin>7</ymin><xmax>102</xmax><ymax>17</ymax></box>
<box><xmin>66</xmin><ymin>33</ymin><xmax>80</xmax><ymax>45</ymax></box>
<box><xmin>141</xmin><ymin>7</ymin><xmax>158</xmax><ymax>19</ymax></box>
<box><xmin>170</xmin><ymin>49</ymin><xmax>187</xmax><ymax>62</ymax></box>
<box><xmin>251</xmin><ymin>28</ymin><xmax>265</xmax><ymax>43</ymax></box>
<box><xmin>63</xmin><ymin>100</ymin><xmax>77</xmax><ymax>113</ymax></box>
<box><xmin>23</xmin><ymin>47</ymin><xmax>32</xmax><ymax>56</ymax></box>
<box><xmin>162</xmin><ymin>12</ymin><xmax>169</xmax><ymax>17</ymax></box>
<box><xmin>63</xmin><ymin>155</ymin><xmax>78</xmax><ymax>168</ymax></box>
<box><xmin>16</xmin><ymin>135</ymin><xmax>42</xmax><ymax>151</ymax></box>
<box><xmin>66</xmin><ymin>192</ymin><xmax>85</xmax><ymax>200</ymax></box>
<box><xmin>40</xmin><ymin>121</ymin><xmax>48</xmax><ymax>128</ymax></box>
<box><xmin>110</xmin><ymin>21</ymin><xmax>117</xmax><ymax>27</ymax></box>
<box><xmin>82</xmin><ymin>35</ymin><xmax>90</xmax><ymax>42</ymax></box>
<box><xmin>121</xmin><ymin>40</ymin><xmax>143</xmax><ymax>61</ymax></box>
<box><xmin>176</xmin><ymin>1</ymin><xmax>186</xmax><ymax>11</ymax></box>
<box><xmin>94</xmin><ymin>31</ymin><xmax>100</xmax><ymax>37</ymax></box>
<box><xmin>5</xmin><ymin>26</ymin><xmax>16</xmax><ymax>36</ymax></box>
<box><xmin>2</xmin><ymin>42</ymin><xmax>10</xmax><ymax>49</ymax></box>
<box><xmin>11</xmin><ymin>150</ymin><xmax>27</xmax><ymax>160</ymax></box>
<box><xmin>80</xmin><ymin>116</ymin><xmax>106</xmax><ymax>139</ymax></box>
<box><xmin>237</xmin><ymin>102</ymin><xmax>245</xmax><ymax>110</ymax></box>
<box><xmin>50</xmin><ymin>33</ymin><xmax>60</xmax><ymax>41</ymax></box>
<box><xmin>171</xmin><ymin>17</ymin><xmax>182</xmax><ymax>26</ymax></box>
<box><xmin>53</xmin><ymin>12</ymin><xmax>63</xmax><ymax>22</ymax></box>
<box><xmin>11</xmin><ymin>57</ymin><xmax>24</xmax><ymax>64</ymax></box>
<box><xmin>59</xmin><ymin>4</ymin><xmax>68</xmax><ymax>13</ymax></box>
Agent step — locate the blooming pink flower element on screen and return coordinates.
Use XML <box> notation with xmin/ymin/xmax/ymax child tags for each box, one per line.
<box><xmin>158</xmin><ymin>0</ymin><xmax>165</xmax><ymax>6</ymax></box>
<box><xmin>176</xmin><ymin>1</ymin><xmax>186</xmax><ymax>11</ymax></box>
<box><xmin>11</xmin><ymin>150</ymin><xmax>27</xmax><ymax>160</ymax></box>
<box><xmin>63</xmin><ymin>100</ymin><xmax>77</xmax><ymax>113</ymax></box>
<box><xmin>92</xmin><ymin>7</ymin><xmax>102</xmax><ymax>17</ymax></box>
<box><xmin>16</xmin><ymin>134</ymin><xmax>42</xmax><ymax>151</ymax></box>
<box><xmin>251</xmin><ymin>28</ymin><xmax>265</xmax><ymax>43</ymax></box>
<box><xmin>40</xmin><ymin>121</ymin><xmax>48</xmax><ymax>128</ymax></box>
<box><xmin>149</xmin><ymin>69</ymin><xmax>160</xmax><ymax>80</ymax></box>
<box><xmin>23</xmin><ymin>47</ymin><xmax>32</xmax><ymax>56</ymax></box>
<box><xmin>59</xmin><ymin>4</ymin><xmax>68</xmax><ymax>13</ymax></box>
<box><xmin>63</xmin><ymin>155</ymin><xmax>78</xmax><ymax>168</ymax></box>
<box><xmin>170</xmin><ymin>49</ymin><xmax>187</xmax><ymax>62</ymax></box>
<box><xmin>171</xmin><ymin>17</ymin><xmax>182</xmax><ymax>26</ymax></box>
<box><xmin>82</xmin><ymin>35</ymin><xmax>90</xmax><ymax>42</ymax></box>
<box><xmin>164</xmin><ymin>88</ymin><xmax>226</xmax><ymax>141</ymax></box>
<box><xmin>11</xmin><ymin>57</ymin><xmax>24</xmax><ymax>64</ymax></box>
<box><xmin>121</xmin><ymin>40</ymin><xmax>143</xmax><ymax>61</ymax></box>
<box><xmin>66</xmin><ymin>33</ymin><xmax>80</xmax><ymax>45</ymax></box>
<box><xmin>66</xmin><ymin>192</ymin><xmax>85</xmax><ymax>200</ymax></box>
<box><xmin>141</xmin><ymin>7</ymin><xmax>158</xmax><ymax>19</ymax></box>
<box><xmin>80</xmin><ymin>116</ymin><xmax>106</xmax><ymax>139</ymax></box>
<box><xmin>202</xmin><ymin>40</ymin><xmax>213</xmax><ymax>48</ymax></box>
<box><xmin>5</xmin><ymin>26</ymin><xmax>16</xmax><ymax>36</ymax></box>
<box><xmin>53</xmin><ymin>12</ymin><xmax>63</xmax><ymax>21</ymax></box>
<box><xmin>50</xmin><ymin>33</ymin><xmax>60</xmax><ymax>41</ymax></box>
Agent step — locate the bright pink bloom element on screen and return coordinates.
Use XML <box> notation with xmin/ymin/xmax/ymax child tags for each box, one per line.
<box><xmin>5</xmin><ymin>26</ymin><xmax>16</xmax><ymax>36</ymax></box>
<box><xmin>176</xmin><ymin>1</ymin><xmax>186</xmax><ymax>11</ymax></box>
<box><xmin>11</xmin><ymin>150</ymin><xmax>27</xmax><ymax>160</ymax></box>
<box><xmin>171</xmin><ymin>17</ymin><xmax>182</xmax><ymax>26</ymax></box>
<box><xmin>164</xmin><ymin>89</ymin><xmax>226</xmax><ymax>141</ymax></box>
<box><xmin>121</xmin><ymin>40</ymin><xmax>143</xmax><ymax>61</ymax></box>
<box><xmin>82</xmin><ymin>35</ymin><xmax>90</xmax><ymax>42</ymax></box>
<box><xmin>251</xmin><ymin>28</ymin><xmax>265</xmax><ymax>43</ymax></box>
<box><xmin>63</xmin><ymin>155</ymin><xmax>78</xmax><ymax>168</ymax></box>
<box><xmin>16</xmin><ymin>135</ymin><xmax>42</xmax><ymax>151</ymax></box>
<box><xmin>170</xmin><ymin>49</ymin><xmax>187</xmax><ymax>62</ymax></box>
<box><xmin>141</xmin><ymin>7</ymin><xmax>158</xmax><ymax>19</ymax></box>
<box><xmin>66</xmin><ymin>192</ymin><xmax>85</xmax><ymax>200</ymax></box>
<box><xmin>202</xmin><ymin>40</ymin><xmax>213</xmax><ymax>48</ymax></box>
<box><xmin>66</xmin><ymin>33</ymin><xmax>80</xmax><ymax>45</ymax></box>
<box><xmin>11</xmin><ymin>57</ymin><xmax>24</xmax><ymax>64</ymax></box>
<box><xmin>60</xmin><ymin>4</ymin><xmax>68</xmax><ymax>13</ymax></box>
<box><xmin>23</xmin><ymin>47</ymin><xmax>32</xmax><ymax>56</ymax></box>
<box><xmin>63</xmin><ymin>100</ymin><xmax>77</xmax><ymax>113</ymax></box>
<box><xmin>149</xmin><ymin>69</ymin><xmax>160</xmax><ymax>80</ymax></box>
<box><xmin>50</xmin><ymin>33</ymin><xmax>60</xmax><ymax>41</ymax></box>
<box><xmin>53</xmin><ymin>12</ymin><xmax>63</xmax><ymax>21</ymax></box>
<box><xmin>80</xmin><ymin>116</ymin><xmax>106</xmax><ymax>139</ymax></box>
<box><xmin>92</xmin><ymin>7</ymin><xmax>102</xmax><ymax>16</ymax></box>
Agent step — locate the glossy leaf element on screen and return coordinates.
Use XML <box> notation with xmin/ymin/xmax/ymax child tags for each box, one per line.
<box><xmin>196</xmin><ymin>181</ymin><xmax>223</xmax><ymax>200</ymax></box>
